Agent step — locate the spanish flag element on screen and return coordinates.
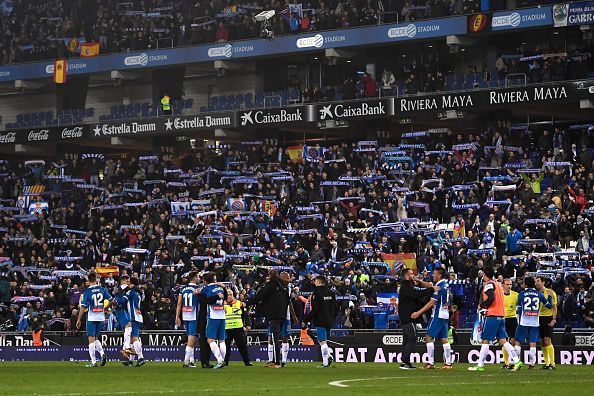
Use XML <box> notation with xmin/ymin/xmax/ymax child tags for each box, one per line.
<box><xmin>54</xmin><ymin>59</ymin><xmax>67</xmax><ymax>84</ymax></box>
<box><xmin>80</xmin><ymin>42</ymin><xmax>100</xmax><ymax>57</ymax></box>
<box><xmin>95</xmin><ymin>265</ymin><xmax>120</xmax><ymax>277</ymax></box>
<box><xmin>287</xmin><ymin>145</ymin><xmax>303</xmax><ymax>161</ymax></box>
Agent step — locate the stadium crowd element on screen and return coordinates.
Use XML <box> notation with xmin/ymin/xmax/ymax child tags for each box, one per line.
<box><xmin>0</xmin><ymin>0</ymin><xmax>562</xmax><ymax>65</ymax></box>
<box><xmin>1</xmin><ymin>125</ymin><xmax>594</xmax><ymax>335</ymax></box>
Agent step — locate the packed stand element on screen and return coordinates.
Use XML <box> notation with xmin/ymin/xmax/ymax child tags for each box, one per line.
<box><xmin>1</xmin><ymin>126</ymin><xmax>594</xmax><ymax>334</ymax></box>
<box><xmin>0</xmin><ymin>0</ymin><xmax>560</xmax><ymax>66</ymax></box>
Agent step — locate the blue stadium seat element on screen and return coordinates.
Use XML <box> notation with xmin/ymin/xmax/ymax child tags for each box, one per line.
<box><xmin>185</xmin><ymin>99</ymin><xmax>193</xmax><ymax>109</ymax></box>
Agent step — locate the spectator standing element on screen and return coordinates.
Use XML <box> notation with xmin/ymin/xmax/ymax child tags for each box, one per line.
<box><xmin>362</xmin><ymin>72</ymin><xmax>376</xmax><ymax>98</ymax></box>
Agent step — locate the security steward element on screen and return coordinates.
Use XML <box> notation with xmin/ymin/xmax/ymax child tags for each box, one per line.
<box><xmin>161</xmin><ymin>94</ymin><xmax>172</xmax><ymax>116</ymax></box>
<box><xmin>224</xmin><ymin>290</ymin><xmax>252</xmax><ymax>366</ymax></box>
<box><xmin>32</xmin><ymin>323</ymin><xmax>44</xmax><ymax>346</ymax></box>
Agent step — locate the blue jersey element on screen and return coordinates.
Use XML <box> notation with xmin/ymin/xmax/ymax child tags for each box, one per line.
<box><xmin>81</xmin><ymin>285</ymin><xmax>112</xmax><ymax>322</ymax></box>
<box><xmin>127</xmin><ymin>288</ymin><xmax>143</xmax><ymax>323</ymax></box>
<box><xmin>113</xmin><ymin>286</ymin><xmax>130</xmax><ymax>313</ymax></box>
<box><xmin>202</xmin><ymin>283</ymin><xmax>225</xmax><ymax>320</ymax></box>
<box><xmin>431</xmin><ymin>279</ymin><xmax>450</xmax><ymax>320</ymax></box>
<box><xmin>517</xmin><ymin>288</ymin><xmax>551</xmax><ymax>327</ymax></box>
<box><xmin>180</xmin><ymin>284</ymin><xmax>200</xmax><ymax>321</ymax></box>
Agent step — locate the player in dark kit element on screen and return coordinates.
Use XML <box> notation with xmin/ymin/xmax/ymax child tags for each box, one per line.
<box><xmin>311</xmin><ymin>276</ymin><xmax>336</xmax><ymax>368</ymax></box>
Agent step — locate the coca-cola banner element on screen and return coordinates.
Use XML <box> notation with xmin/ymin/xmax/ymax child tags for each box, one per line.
<box><xmin>0</xmin><ymin>126</ymin><xmax>87</xmax><ymax>145</ymax></box>
<box><xmin>0</xmin><ymin>112</ymin><xmax>237</xmax><ymax>145</ymax></box>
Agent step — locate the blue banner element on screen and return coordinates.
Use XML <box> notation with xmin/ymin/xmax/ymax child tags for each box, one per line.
<box><xmin>553</xmin><ymin>1</ymin><xmax>594</xmax><ymax>26</ymax></box>
<box><xmin>491</xmin><ymin>7</ymin><xmax>552</xmax><ymax>31</ymax></box>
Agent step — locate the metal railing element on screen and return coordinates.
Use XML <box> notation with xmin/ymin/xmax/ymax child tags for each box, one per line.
<box><xmin>379</xmin><ymin>85</ymin><xmax>399</xmax><ymax>98</ymax></box>
<box><xmin>505</xmin><ymin>73</ymin><xmax>527</xmax><ymax>87</ymax></box>
<box><xmin>377</xmin><ymin>11</ymin><xmax>399</xmax><ymax>25</ymax></box>
<box><xmin>156</xmin><ymin>37</ymin><xmax>174</xmax><ymax>50</ymax></box>
<box><xmin>264</xmin><ymin>95</ymin><xmax>282</xmax><ymax>108</ymax></box>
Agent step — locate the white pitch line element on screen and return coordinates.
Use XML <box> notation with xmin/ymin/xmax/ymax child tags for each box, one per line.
<box><xmin>328</xmin><ymin>377</ymin><xmax>594</xmax><ymax>388</ymax></box>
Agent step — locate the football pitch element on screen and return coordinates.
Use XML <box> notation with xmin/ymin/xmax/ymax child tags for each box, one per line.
<box><xmin>0</xmin><ymin>362</ymin><xmax>592</xmax><ymax>395</ymax></box>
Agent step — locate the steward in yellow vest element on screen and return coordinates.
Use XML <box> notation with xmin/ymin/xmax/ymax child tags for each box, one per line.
<box><xmin>224</xmin><ymin>294</ymin><xmax>252</xmax><ymax>366</ymax></box>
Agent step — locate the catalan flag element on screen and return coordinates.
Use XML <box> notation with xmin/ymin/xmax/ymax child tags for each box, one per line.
<box><xmin>80</xmin><ymin>42</ymin><xmax>100</xmax><ymax>57</ymax></box>
<box><xmin>54</xmin><ymin>59</ymin><xmax>67</xmax><ymax>84</ymax></box>
<box><xmin>260</xmin><ymin>199</ymin><xmax>277</xmax><ymax>217</ymax></box>
<box><xmin>23</xmin><ymin>184</ymin><xmax>45</xmax><ymax>196</ymax></box>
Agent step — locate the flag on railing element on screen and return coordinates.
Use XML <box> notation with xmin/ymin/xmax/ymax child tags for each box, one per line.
<box><xmin>54</xmin><ymin>59</ymin><xmax>67</xmax><ymax>84</ymax></box>
<box><xmin>80</xmin><ymin>42</ymin><xmax>100</xmax><ymax>57</ymax></box>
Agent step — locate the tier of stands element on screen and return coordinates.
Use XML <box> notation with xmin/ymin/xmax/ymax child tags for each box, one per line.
<box><xmin>5</xmin><ymin>108</ymin><xmax>95</xmax><ymax>130</ymax></box>
<box><xmin>98</xmin><ymin>99</ymin><xmax>193</xmax><ymax>122</ymax></box>
<box><xmin>6</xmin><ymin>72</ymin><xmax>594</xmax><ymax>127</ymax></box>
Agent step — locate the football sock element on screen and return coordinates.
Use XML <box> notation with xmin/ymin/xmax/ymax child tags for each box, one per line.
<box><xmin>514</xmin><ymin>345</ymin><xmax>521</xmax><ymax>360</ymax></box>
<box><xmin>543</xmin><ymin>345</ymin><xmax>550</xmax><ymax>365</ymax></box>
<box><xmin>210</xmin><ymin>341</ymin><xmax>223</xmax><ymax>364</ymax></box>
<box><xmin>88</xmin><ymin>343</ymin><xmax>96</xmax><ymax>364</ymax></box>
<box><xmin>426</xmin><ymin>342</ymin><xmax>435</xmax><ymax>365</ymax></box>
<box><xmin>547</xmin><ymin>345</ymin><xmax>555</xmax><ymax>366</ymax></box>
<box><xmin>123</xmin><ymin>327</ymin><xmax>132</xmax><ymax>350</ymax></box>
<box><xmin>281</xmin><ymin>342</ymin><xmax>289</xmax><ymax>363</ymax></box>
<box><xmin>219</xmin><ymin>342</ymin><xmax>226</xmax><ymax>361</ymax></box>
<box><xmin>321</xmin><ymin>344</ymin><xmax>329</xmax><ymax>366</ymax></box>
<box><xmin>443</xmin><ymin>343</ymin><xmax>452</xmax><ymax>365</ymax></box>
<box><xmin>133</xmin><ymin>340</ymin><xmax>144</xmax><ymax>359</ymax></box>
<box><xmin>529</xmin><ymin>347</ymin><xmax>537</xmax><ymax>366</ymax></box>
<box><xmin>478</xmin><ymin>343</ymin><xmax>490</xmax><ymax>367</ymax></box>
<box><xmin>184</xmin><ymin>346</ymin><xmax>194</xmax><ymax>364</ymax></box>
<box><xmin>93</xmin><ymin>340</ymin><xmax>104</xmax><ymax>356</ymax></box>
<box><xmin>503</xmin><ymin>342</ymin><xmax>519</xmax><ymax>364</ymax></box>
<box><xmin>502</xmin><ymin>347</ymin><xmax>509</xmax><ymax>365</ymax></box>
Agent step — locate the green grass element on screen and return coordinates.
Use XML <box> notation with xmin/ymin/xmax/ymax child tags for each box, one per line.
<box><xmin>0</xmin><ymin>362</ymin><xmax>592</xmax><ymax>395</ymax></box>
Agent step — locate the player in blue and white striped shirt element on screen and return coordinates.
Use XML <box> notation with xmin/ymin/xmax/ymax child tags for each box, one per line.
<box><xmin>76</xmin><ymin>273</ymin><xmax>113</xmax><ymax>368</ymax></box>
<box><xmin>126</xmin><ymin>277</ymin><xmax>145</xmax><ymax>366</ymax></box>
<box><xmin>514</xmin><ymin>277</ymin><xmax>552</xmax><ymax>368</ymax></box>
<box><xmin>175</xmin><ymin>271</ymin><xmax>201</xmax><ymax>368</ymax></box>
